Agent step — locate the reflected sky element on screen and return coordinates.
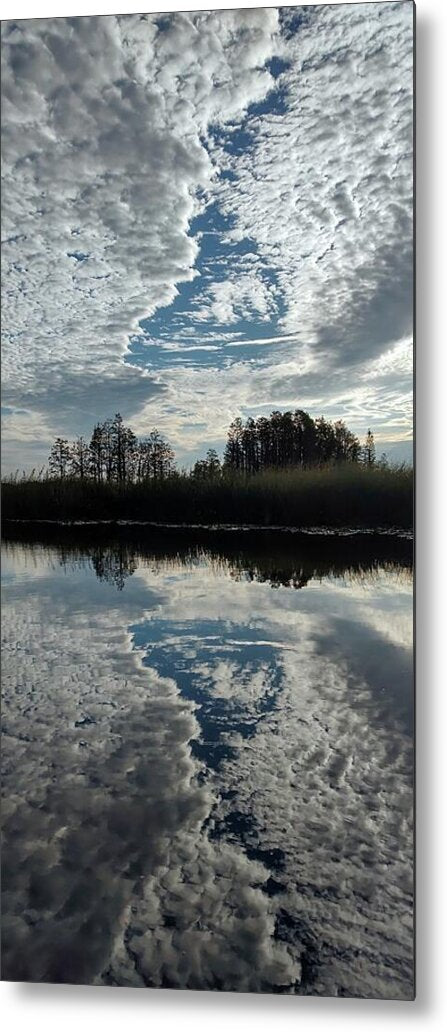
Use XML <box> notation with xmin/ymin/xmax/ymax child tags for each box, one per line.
<box><xmin>1</xmin><ymin>536</ymin><xmax>413</xmax><ymax>998</ymax></box>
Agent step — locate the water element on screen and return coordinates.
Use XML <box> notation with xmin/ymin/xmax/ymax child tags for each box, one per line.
<box><xmin>1</xmin><ymin>529</ymin><xmax>413</xmax><ymax>998</ymax></box>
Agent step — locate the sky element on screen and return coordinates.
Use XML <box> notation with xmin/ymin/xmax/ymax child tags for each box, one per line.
<box><xmin>1</xmin><ymin>2</ymin><xmax>414</xmax><ymax>472</ymax></box>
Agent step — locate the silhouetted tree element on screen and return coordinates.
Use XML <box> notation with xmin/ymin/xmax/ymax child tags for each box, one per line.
<box><xmin>223</xmin><ymin>410</ymin><xmax>361</xmax><ymax>473</ymax></box>
<box><xmin>294</xmin><ymin>410</ymin><xmax>317</xmax><ymax>466</ymax></box>
<box><xmin>48</xmin><ymin>415</ymin><xmax>175</xmax><ymax>486</ymax></box>
<box><xmin>69</xmin><ymin>436</ymin><xmax>89</xmax><ymax>480</ymax></box>
<box><xmin>224</xmin><ymin>418</ymin><xmax>244</xmax><ymax>472</ymax></box>
<box><xmin>49</xmin><ymin>438</ymin><xmax>71</xmax><ymax>479</ymax></box>
<box><xmin>256</xmin><ymin>416</ymin><xmax>272</xmax><ymax>469</ymax></box>
<box><xmin>109</xmin><ymin>413</ymin><xmax>138</xmax><ymax>483</ymax></box>
<box><xmin>315</xmin><ymin>416</ymin><xmax>336</xmax><ymax>464</ymax></box>
<box><xmin>362</xmin><ymin>429</ymin><xmax>376</xmax><ymax>467</ymax></box>
<box><xmin>192</xmin><ymin>449</ymin><xmax>222</xmax><ymax>480</ymax></box>
<box><xmin>137</xmin><ymin>430</ymin><xmax>174</xmax><ymax>480</ymax></box>
<box><xmin>333</xmin><ymin>420</ymin><xmax>361</xmax><ymax>463</ymax></box>
<box><xmin>89</xmin><ymin>423</ymin><xmax>107</xmax><ymax>482</ymax></box>
<box><xmin>46</xmin><ymin>409</ymin><xmax>368</xmax><ymax>488</ymax></box>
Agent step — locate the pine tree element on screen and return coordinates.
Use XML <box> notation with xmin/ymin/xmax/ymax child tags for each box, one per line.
<box><xmin>192</xmin><ymin>449</ymin><xmax>221</xmax><ymax>480</ymax></box>
<box><xmin>363</xmin><ymin>429</ymin><xmax>376</xmax><ymax>467</ymax></box>
<box><xmin>48</xmin><ymin>438</ymin><xmax>71</xmax><ymax>479</ymax></box>
<box><xmin>89</xmin><ymin>423</ymin><xmax>107</xmax><ymax>482</ymax></box>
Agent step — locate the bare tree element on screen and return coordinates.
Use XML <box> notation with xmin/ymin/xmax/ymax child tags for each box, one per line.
<box><xmin>70</xmin><ymin>436</ymin><xmax>90</xmax><ymax>480</ymax></box>
<box><xmin>137</xmin><ymin>431</ymin><xmax>174</xmax><ymax>481</ymax></box>
<box><xmin>109</xmin><ymin>414</ymin><xmax>138</xmax><ymax>483</ymax></box>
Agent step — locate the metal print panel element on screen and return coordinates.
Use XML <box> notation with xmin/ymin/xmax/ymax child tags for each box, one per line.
<box><xmin>1</xmin><ymin>2</ymin><xmax>414</xmax><ymax>999</ymax></box>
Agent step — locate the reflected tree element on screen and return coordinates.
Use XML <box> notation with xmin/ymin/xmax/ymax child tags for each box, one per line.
<box><xmin>91</xmin><ymin>546</ymin><xmax>138</xmax><ymax>591</ymax></box>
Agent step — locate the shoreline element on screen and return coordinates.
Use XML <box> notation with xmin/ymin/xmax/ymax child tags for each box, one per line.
<box><xmin>2</xmin><ymin>518</ymin><xmax>413</xmax><ymax>541</ymax></box>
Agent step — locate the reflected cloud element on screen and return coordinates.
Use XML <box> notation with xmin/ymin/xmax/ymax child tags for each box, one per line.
<box><xmin>2</xmin><ymin>534</ymin><xmax>413</xmax><ymax>997</ymax></box>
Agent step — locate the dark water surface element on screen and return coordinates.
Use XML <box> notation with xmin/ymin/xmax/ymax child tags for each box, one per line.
<box><xmin>1</xmin><ymin>529</ymin><xmax>413</xmax><ymax>997</ymax></box>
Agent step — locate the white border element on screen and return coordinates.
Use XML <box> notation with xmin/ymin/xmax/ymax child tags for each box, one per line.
<box><xmin>0</xmin><ymin>0</ymin><xmax>430</xmax><ymax>19</ymax></box>
<box><xmin>1</xmin><ymin>2</ymin><xmax>447</xmax><ymax>1030</ymax></box>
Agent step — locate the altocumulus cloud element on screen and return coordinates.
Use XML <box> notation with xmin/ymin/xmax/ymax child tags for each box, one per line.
<box><xmin>1</xmin><ymin>9</ymin><xmax>280</xmax><ymax>462</ymax></box>
<box><xmin>1</xmin><ymin>4</ymin><xmax>413</xmax><ymax>469</ymax></box>
<box><xmin>215</xmin><ymin>3</ymin><xmax>413</xmax><ymax>359</ymax></box>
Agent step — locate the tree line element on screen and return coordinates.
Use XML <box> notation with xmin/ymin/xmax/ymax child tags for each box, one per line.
<box><xmin>49</xmin><ymin>414</ymin><xmax>175</xmax><ymax>482</ymax></box>
<box><xmin>47</xmin><ymin>410</ymin><xmax>378</xmax><ymax>483</ymax></box>
<box><xmin>223</xmin><ymin>411</ymin><xmax>376</xmax><ymax>475</ymax></box>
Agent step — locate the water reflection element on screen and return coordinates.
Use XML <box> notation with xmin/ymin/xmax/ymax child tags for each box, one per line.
<box><xmin>2</xmin><ymin>523</ymin><xmax>413</xmax><ymax>592</ymax></box>
<box><xmin>1</xmin><ymin>531</ymin><xmax>413</xmax><ymax>998</ymax></box>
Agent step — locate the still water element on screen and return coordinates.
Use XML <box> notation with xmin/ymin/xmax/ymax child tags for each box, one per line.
<box><xmin>1</xmin><ymin>529</ymin><xmax>413</xmax><ymax>998</ymax></box>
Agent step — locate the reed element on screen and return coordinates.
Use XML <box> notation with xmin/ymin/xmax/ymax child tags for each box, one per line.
<box><xmin>1</xmin><ymin>463</ymin><xmax>413</xmax><ymax>529</ymax></box>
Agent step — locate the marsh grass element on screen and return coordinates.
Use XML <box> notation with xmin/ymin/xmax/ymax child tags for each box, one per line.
<box><xmin>1</xmin><ymin>463</ymin><xmax>413</xmax><ymax>529</ymax></box>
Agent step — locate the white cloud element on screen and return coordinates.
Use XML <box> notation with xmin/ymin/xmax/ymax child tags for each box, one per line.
<box><xmin>192</xmin><ymin>270</ymin><xmax>279</xmax><ymax>324</ymax></box>
<box><xmin>1</xmin><ymin>9</ymin><xmax>280</xmax><ymax>454</ymax></box>
<box><xmin>213</xmin><ymin>2</ymin><xmax>413</xmax><ymax>363</ymax></box>
<box><xmin>1</xmin><ymin>4</ymin><xmax>413</xmax><ymax>469</ymax></box>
